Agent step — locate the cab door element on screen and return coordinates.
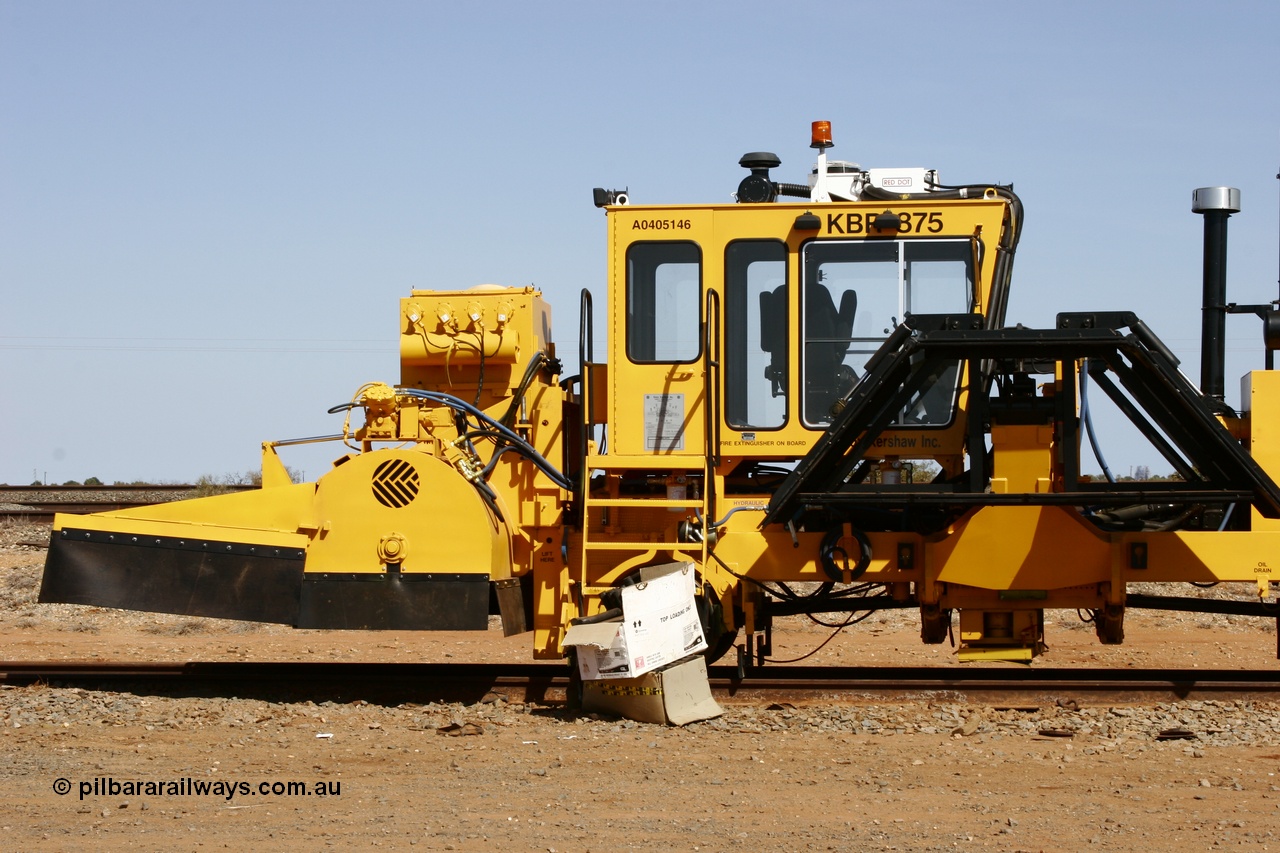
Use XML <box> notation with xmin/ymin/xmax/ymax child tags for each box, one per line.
<box><xmin>607</xmin><ymin>209</ymin><xmax>710</xmax><ymax>458</ymax></box>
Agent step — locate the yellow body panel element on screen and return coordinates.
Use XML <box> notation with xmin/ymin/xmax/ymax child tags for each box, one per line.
<box><xmin>51</xmin><ymin>451</ymin><xmax>514</xmax><ymax>579</ymax></box>
<box><xmin>1134</xmin><ymin>530</ymin><xmax>1280</xmax><ymax>584</ymax></box>
<box><xmin>52</xmin><ymin>510</ymin><xmax>310</xmax><ymax>552</ymax></box>
<box><xmin>989</xmin><ymin>424</ymin><xmax>1055</xmax><ymax>494</ymax></box>
<box><xmin>53</xmin><ymin>485</ymin><xmax>318</xmax><ymax>546</ymax></box>
<box><xmin>1246</xmin><ymin>370</ymin><xmax>1280</xmax><ymax>531</ymax></box>
<box><xmin>931</xmin><ymin>507</ymin><xmax>1110</xmax><ymax>590</ymax></box>
<box><xmin>304</xmin><ymin>450</ymin><xmax>512</xmax><ymax>578</ymax></box>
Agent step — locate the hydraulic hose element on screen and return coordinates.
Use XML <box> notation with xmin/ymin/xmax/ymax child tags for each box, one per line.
<box><xmin>480</xmin><ymin>442</ymin><xmax>550</xmax><ymax>480</ymax></box>
<box><xmin>570</xmin><ymin>607</ymin><xmax>623</xmax><ymax>626</ymax></box>
<box><xmin>396</xmin><ymin>388</ymin><xmax>574</xmax><ymax>491</ymax></box>
<box><xmin>862</xmin><ymin>181</ymin><xmax>1023</xmax><ymax>330</ymax></box>
<box><xmin>499</xmin><ymin>351</ymin><xmax>550</xmax><ymax>428</ymax></box>
<box><xmin>819</xmin><ymin>525</ymin><xmax>873</xmax><ymax>583</ymax></box>
<box><xmin>1078</xmin><ymin>362</ymin><xmax>1116</xmax><ymax>483</ymax></box>
<box><xmin>473</xmin><ymin>478</ymin><xmax>505</xmax><ymax>524</ymax></box>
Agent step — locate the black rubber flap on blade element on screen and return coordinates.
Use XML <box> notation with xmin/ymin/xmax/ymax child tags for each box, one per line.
<box><xmin>41</xmin><ymin>528</ymin><xmax>304</xmax><ymax>625</ymax></box>
<box><xmin>298</xmin><ymin>573</ymin><xmax>489</xmax><ymax>630</ymax></box>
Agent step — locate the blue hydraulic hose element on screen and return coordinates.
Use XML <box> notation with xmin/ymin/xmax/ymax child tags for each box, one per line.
<box><xmin>396</xmin><ymin>388</ymin><xmax>574</xmax><ymax>491</ymax></box>
<box><xmin>1078</xmin><ymin>363</ymin><xmax>1115</xmax><ymax>484</ymax></box>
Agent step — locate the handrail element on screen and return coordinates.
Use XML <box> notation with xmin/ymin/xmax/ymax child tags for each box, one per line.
<box><xmin>574</xmin><ymin>288</ymin><xmax>597</xmax><ymax>590</ymax></box>
<box><xmin>578</xmin><ymin>288</ymin><xmax>596</xmax><ymax>484</ymax></box>
<box><xmin>262</xmin><ymin>434</ymin><xmax>349</xmax><ymax>448</ymax></box>
<box><xmin>703</xmin><ymin>288</ymin><xmax>722</xmax><ymax>529</ymax></box>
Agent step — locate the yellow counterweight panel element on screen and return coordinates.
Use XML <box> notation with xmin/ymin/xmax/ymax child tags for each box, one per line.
<box><xmin>1133</xmin><ymin>530</ymin><xmax>1280</xmax><ymax>586</ymax></box>
<box><xmin>930</xmin><ymin>505</ymin><xmax>1111</xmax><ymax>590</ymax></box>
<box><xmin>1247</xmin><ymin>370</ymin><xmax>1280</xmax><ymax>531</ymax></box>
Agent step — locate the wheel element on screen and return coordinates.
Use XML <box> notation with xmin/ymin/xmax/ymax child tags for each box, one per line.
<box><xmin>697</xmin><ymin>585</ymin><xmax>741</xmax><ymax>664</ymax></box>
<box><xmin>703</xmin><ymin>623</ymin><xmax>741</xmax><ymax>664</ymax></box>
<box><xmin>920</xmin><ymin>604</ymin><xmax>951</xmax><ymax>644</ymax></box>
<box><xmin>1095</xmin><ymin>605</ymin><xmax>1124</xmax><ymax>645</ymax></box>
<box><xmin>565</xmin><ymin>648</ymin><xmax>584</xmax><ymax>709</ymax></box>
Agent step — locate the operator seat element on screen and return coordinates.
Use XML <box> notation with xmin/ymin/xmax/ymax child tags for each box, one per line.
<box><xmin>803</xmin><ymin>283</ymin><xmax>857</xmax><ymax>422</ymax></box>
<box><xmin>758</xmin><ymin>285</ymin><xmax>789</xmax><ymax>397</ymax></box>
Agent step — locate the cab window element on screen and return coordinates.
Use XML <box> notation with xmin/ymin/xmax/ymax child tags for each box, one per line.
<box><xmin>801</xmin><ymin>239</ymin><xmax>972</xmax><ymax>426</ymax></box>
<box><xmin>627</xmin><ymin>242</ymin><xmax>701</xmax><ymax>363</ymax></box>
<box><xmin>725</xmin><ymin>240</ymin><xmax>787</xmax><ymax>429</ymax></box>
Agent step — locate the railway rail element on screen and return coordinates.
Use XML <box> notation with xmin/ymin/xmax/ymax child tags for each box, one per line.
<box><xmin>2</xmin><ymin>661</ymin><xmax>1278</xmax><ymax>706</ymax></box>
<box><xmin>0</xmin><ymin>484</ymin><xmax>255</xmax><ymax>523</ymax></box>
<box><xmin>0</xmin><ymin>484</ymin><xmax>204</xmax><ymax>495</ymax></box>
<box><xmin>2</xmin><ymin>502</ymin><xmax>173</xmax><ymax>521</ymax></box>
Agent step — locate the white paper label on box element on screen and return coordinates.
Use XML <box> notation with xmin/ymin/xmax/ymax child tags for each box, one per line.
<box><xmin>562</xmin><ymin>562</ymin><xmax>708</xmax><ymax>680</ymax></box>
<box><xmin>620</xmin><ymin>566</ymin><xmax>706</xmax><ymax>677</ymax></box>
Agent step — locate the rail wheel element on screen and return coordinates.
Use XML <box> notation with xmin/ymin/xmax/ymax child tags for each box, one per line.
<box><xmin>1095</xmin><ymin>604</ymin><xmax>1125</xmax><ymax>644</ymax></box>
<box><xmin>697</xmin><ymin>585</ymin><xmax>741</xmax><ymax>664</ymax></box>
<box><xmin>920</xmin><ymin>604</ymin><xmax>952</xmax><ymax>644</ymax></box>
<box><xmin>565</xmin><ymin>648</ymin><xmax>584</xmax><ymax>709</ymax></box>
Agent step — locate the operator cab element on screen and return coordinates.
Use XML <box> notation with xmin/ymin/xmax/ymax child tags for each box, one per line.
<box><xmin>595</xmin><ymin>121</ymin><xmax>1016</xmax><ymax>467</ymax></box>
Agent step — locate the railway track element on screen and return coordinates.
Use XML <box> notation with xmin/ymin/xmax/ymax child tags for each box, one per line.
<box><xmin>2</xmin><ymin>661</ymin><xmax>1277</xmax><ymax>705</ymax></box>
<box><xmin>5</xmin><ymin>487</ymin><xmax>1278</xmax><ymax>707</ymax></box>
<box><xmin>0</xmin><ymin>484</ymin><xmax>254</xmax><ymax>523</ymax></box>
<box><xmin>1</xmin><ymin>501</ymin><xmax>173</xmax><ymax>520</ymax></box>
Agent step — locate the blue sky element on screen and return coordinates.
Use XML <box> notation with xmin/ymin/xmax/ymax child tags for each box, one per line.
<box><xmin>2</xmin><ymin>1</ymin><xmax>1277</xmax><ymax>484</ymax></box>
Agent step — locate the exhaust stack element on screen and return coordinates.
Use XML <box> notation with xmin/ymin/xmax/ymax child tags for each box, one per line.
<box><xmin>1192</xmin><ymin>186</ymin><xmax>1241</xmax><ymax>402</ymax></box>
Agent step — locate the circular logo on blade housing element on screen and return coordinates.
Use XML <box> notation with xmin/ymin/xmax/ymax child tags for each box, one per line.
<box><xmin>371</xmin><ymin>458</ymin><xmax>420</xmax><ymax>508</ymax></box>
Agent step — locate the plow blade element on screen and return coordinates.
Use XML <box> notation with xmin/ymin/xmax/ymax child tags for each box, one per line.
<box><xmin>40</xmin><ymin>452</ymin><xmax>511</xmax><ymax>630</ymax></box>
<box><xmin>43</xmin><ymin>524</ymin><xmax>306</xmax><ymax>624</ymax></box>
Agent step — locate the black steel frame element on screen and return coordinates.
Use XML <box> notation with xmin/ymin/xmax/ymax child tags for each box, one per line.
<box><xmin>763</xmin><ymin>312</ymin><xmax>1280</xmax><ymax>526</ymax></box>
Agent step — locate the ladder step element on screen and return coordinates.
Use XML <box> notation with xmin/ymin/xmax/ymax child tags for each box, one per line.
<box><xmin>586</xmin><ymin>454</ymin><xmax>705</xmax><ymax>471</ymax></box>
<box><xmin>582</xmin><ymin>541</ymin><xmax>685</xmax><ymax>551</ymax></box>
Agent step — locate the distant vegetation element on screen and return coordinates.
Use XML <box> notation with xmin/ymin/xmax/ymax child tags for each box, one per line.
<box><xmin>193</xmin><ymin>470</ymin><xmax>262</xmax><ymax>497</ymax></box>
<box><xmin>192</xmin><ymin>468</ymin><xmax>302</xmax><ymax>496</ymax></box>
<box><xmin>25</xmin><ymin>476</ymin><xmax>105</xmax><ymax>486</ymax></box>
<box><xmin>8</xmin><ymin>472</ymin><xmax>296</xmax><ymax>489</ymax></box>
<box><xmin>1092</xmin><ymin>471</ymin><xmax>1185</xmax><ymax>482</ymax></box>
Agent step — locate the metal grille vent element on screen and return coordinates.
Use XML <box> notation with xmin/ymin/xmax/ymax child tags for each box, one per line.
<box><xmin>371</xmin><ymin>459</ymin><xmax>420</xmax><ymax>508</ymax></box>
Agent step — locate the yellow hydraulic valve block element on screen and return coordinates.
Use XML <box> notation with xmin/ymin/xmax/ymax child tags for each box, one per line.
<box><xmin>399</xmin><ymin>286</ymin><xmax>550</xmax><ymax>373</ymax></box>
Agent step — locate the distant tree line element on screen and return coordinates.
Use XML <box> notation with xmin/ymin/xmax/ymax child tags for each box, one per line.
<box><xmin>24</xmin><ymin>476</ymin><xmax>106</xmax><ymax>486</ymax></box>
<box><xmin>14</xmin><ymin>470</ymin><xmax>296</xmax><ymax>488</ymax></box>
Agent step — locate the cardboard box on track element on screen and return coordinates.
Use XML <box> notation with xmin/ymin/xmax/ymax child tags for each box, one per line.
<box><xmin>580</xmin><ymin>654</ymin><xmax>722</xmax><ymax>725</ymax></box>
<box><xmin>562</xmin><ymin>562</ymin><xmax>722</xmax><ymax>725</ymax></box>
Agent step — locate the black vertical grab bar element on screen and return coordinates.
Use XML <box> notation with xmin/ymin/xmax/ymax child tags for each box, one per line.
<box><xmin>703</xmin><ymin>289</ymin><xmax>722</xmax><ymax>527</ymax></box>
<box><xmin>578</xmin><ymin>288</ymin><xmax>595</xmax><ymax>483</ymax></box>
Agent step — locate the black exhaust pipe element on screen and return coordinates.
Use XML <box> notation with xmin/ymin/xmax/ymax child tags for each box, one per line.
<box><xmin>1192</xmin><ymin>186</ymin><xmax>1241</xmax><ymax>403</ymax></box>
